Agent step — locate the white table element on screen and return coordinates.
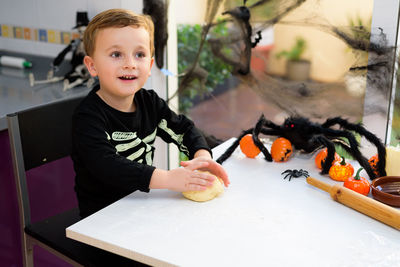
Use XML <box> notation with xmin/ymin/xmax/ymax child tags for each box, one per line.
<box><xmin>66</xmin><ymin>139</ymin><xmax>400</xmax><ymax>267</ymax></box>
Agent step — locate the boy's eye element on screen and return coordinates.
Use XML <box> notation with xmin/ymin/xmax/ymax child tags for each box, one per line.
<box><xmin>135</xmin><ymin>52</ymin><xmax>146</xmax><ymax>58</ymax></box>
<box><xmin>110</xmin><ymin>51</ymin><xmax>121</xmax><ymax>58</ymax></box>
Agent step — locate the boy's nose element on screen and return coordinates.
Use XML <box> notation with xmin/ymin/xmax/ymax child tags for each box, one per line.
<box><xmin>123</xmin><ymin>56</ymin><xmax>136</xmax><ymax>69</ymax></box>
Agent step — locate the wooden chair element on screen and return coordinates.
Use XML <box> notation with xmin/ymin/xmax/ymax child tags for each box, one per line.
<box><xmin>7</xmin><ymin>96</ymin><xmax>146</xmax><ymax>267</ymax></box>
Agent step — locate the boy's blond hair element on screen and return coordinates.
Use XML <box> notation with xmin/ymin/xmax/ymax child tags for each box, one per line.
<box><xmin>83</xmin><ymin>9</ymin><xmax>154</xmax><ymax>57</ymax></box>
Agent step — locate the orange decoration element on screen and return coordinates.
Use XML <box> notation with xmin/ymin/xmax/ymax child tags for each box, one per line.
<box><xmin>271</xmin><ymin>137</ymin><xmax>293</xmax><ymax>162</ymax></box>
<box><xmin>343</xmin><ymin>168</ymin><xmax>370</xmax><ymax>196</ymax></box>
<box><xmin>239</xmin><ymin>134</ymin><xmax>261</xmax><ymax>158</ymax></box>
<box><xmin>328</xmin><ymin>157</ymin><xmax>354</xmax><ymax>181</ymax></box>
<box><xmin>368</xmin><ymin>154</ymin><xmax>380</xmax><ymax>176</ymax></box>
<box><xmin>314</xmin><ymin>148</ymin><xmax>341</xmax><ymax>170</ymax></box>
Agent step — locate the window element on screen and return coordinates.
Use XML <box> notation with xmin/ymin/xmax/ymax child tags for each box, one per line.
<box><xmin>173</xmin><ymin>0</ymin><xmax>400</xmax><ymax>156</ymax></box>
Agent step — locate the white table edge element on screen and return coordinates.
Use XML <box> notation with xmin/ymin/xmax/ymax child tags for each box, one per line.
<box><xmin>66</xmin><ymin>227</ymin><xmax>178</xmax><ymax>267</ymax></box>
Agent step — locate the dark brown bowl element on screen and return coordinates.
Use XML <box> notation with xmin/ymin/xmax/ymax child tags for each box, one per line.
<box><xmin>371</xmin><ymin>176</ymin><xmax>400</xmax><ymax>207</ymax></box>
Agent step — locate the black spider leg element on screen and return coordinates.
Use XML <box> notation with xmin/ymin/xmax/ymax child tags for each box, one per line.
<box><xmin>216</xmin><ymin>128</ymin><xmax>253</xmax><ymax>164</ymax></box>
<box><xmin>252</xmin><ymin>115</ymin><xmax>273</xmax><ymax>161</ymax></box>
<box><xmin>322</xmin><ymin>117</ymin><xmax>386</xmax><ymax>178</ymax></box>
<box><xmin>321</xmin><ymin>127</ymin><xmax>377</xmax><ymax>179</ymax></box>
<box><xmin>299</xmin><ymin>169</ymin><xmax>309</xmax><ymax>177</ymax></box>
<box><xmin>284</xmin><ymin>173</ymin><xmax>293</xmax><ymax>181</ymax></box>
<box><xmin>251</xmin><ymin>31</ymin><xmax>262</xmax><ymax>48</ymax></box>
<box><xmin>332</xmin><ymin>138</ymin><xmax>379</xmax><ymax>176</ymax></box>
<box><xmin>310</xmin><ymin>135</ymin><xmax>337</xmax><ymax>175</ymax></box>
<box><xmin>260</xmin><ymin>115</ymin><xmax>282</xmax><ymax>131</ymax></box>
<box><xmin>281</xmin><ymin>170</ymin><xmax>294</xmax><ymax>181</ymax></box>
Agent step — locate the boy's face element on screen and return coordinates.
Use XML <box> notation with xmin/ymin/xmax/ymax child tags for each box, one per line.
<box><xmin>84</xmin><ymin>26</ymin><xmax>154</xmax><ymax>99</ymax></box>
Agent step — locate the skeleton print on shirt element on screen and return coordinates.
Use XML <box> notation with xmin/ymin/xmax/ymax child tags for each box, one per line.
<box><xmin>157</xmin><ymin>119</ymin><xmax>189</xmax><ymax>155</ymax></box>
<box><xmin>107</xmin><ymin>129</ymin><xmax>157</xmax><ymax>165</ymax></box>
<box><xmin>106</xmin><ymin>119</ymin><xmax>190</xmax><ymax>166</ymax></box>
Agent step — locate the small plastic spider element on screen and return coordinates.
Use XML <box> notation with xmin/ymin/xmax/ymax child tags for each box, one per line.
<box><xmin>281</xmin><ymin>169</ymin><xmax>309</xmax><ymax>181</ymax></box>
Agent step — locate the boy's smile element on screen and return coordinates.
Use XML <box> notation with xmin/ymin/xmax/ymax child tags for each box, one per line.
<box><xmin>84</xmin><ymin>26</ymin><xmax>154</xmax><ymax>112</ymax></box>
<box><xmin>119</xmin><ymin>75</ymin><xmax>137</xmax><ymax>81</ymax></box>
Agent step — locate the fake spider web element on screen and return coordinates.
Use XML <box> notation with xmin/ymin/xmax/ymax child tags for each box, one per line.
<box><xmin>175</xmin><ymin>0</ymin><xmax>394</xmax><ymax>120</ymax></box>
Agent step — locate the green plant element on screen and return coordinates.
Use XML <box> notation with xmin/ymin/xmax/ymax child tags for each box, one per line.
<box><xmin>177</xmin><ymin>22</ymin><xmax>233</xmax><ymax>113</ymax></box>
<box><xmin>276</xmin><ymin>37</ymin><xmax>307</xmax><ymax>61</ymax></box>
<box><xmin>334</xmin><ymin>125</ymin><xmax>363</xmax><ymax>160</ymax></box>
<box><xmin>348</xmin><ymin>14</ymin><xmax>371</xmax><ymax>42</ymax></box>
<box><xmin>346</xmin><ymin>14</ymin><xmax>372</xmax><ymax>66</ymax></box>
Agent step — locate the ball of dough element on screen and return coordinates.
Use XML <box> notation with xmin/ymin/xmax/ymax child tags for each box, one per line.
<box><xmin>182</xmin><ymin>172</ymin><xmax>224</xmax><ymax>202</ymax></box>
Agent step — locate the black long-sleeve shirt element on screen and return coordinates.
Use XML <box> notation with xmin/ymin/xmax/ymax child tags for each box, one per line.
<box><xmin>71</xmin><ymin>85</ymin><xmax>210</xmax><ymax>217</ymax></box>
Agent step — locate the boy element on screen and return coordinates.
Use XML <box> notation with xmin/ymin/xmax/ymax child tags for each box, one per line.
<box><xmin>71</xmin><ymin>9</ymin><xmax>229</xmax><ymax>218</ymax></box>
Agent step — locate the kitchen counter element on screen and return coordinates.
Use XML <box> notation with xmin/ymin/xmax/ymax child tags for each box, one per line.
<box><xmin>0</xmin><ymin>50</ymin><xmax>90</xmax><ymax>130</ymax></box>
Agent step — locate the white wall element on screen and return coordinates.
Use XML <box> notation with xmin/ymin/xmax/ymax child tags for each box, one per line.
<box><xmin>0</xmin><ymin>0</ymin><xmax>144</xmax><ymax>57</ymax></box>
<box><xmin>174</xmin><ymin>0</ymin><xmax>207</xmax><ymax>24</ymax></box>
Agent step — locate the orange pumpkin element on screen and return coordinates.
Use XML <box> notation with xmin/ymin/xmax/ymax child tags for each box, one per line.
<box><xmin>343</xmin><ymin>168</ymin><xmax>370</xmax><ymax>196</ymax></box>
<box><xmin>239</xmin><ymin>134</ymin><xmax>260</xmax><ymax>158</ymax></box>
<box><xmin>328</xmin><ymin>157</ymin><xmax>354</xmax><ymax>181</ymax></box>
<box><xmin>271</xmin><ymin>137</ymin><xmax>293</xmax><ymax>162</ymax></box>
<box><xmin>314</xmin><ymin>148</ymin><xmax>341</xmax><ymax>170</ymax></box>
<box><xmin>368</xmin><ymin>154</ymin><xmax>380</xmax><ymax>176</ymax></box>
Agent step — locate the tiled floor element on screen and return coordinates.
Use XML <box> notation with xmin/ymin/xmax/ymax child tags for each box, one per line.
<box><xmin>189</xmin><ymin>77</ymin><xmax>283</xmax><ymax>140</ymax></box>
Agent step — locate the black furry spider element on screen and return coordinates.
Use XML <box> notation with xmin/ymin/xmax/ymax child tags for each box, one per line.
<box><xmin>216</xmin><ymin>115</ymin><xmax>386</xmax><ymax>180</ymax></box>
<box><xmin>281</xmin><ymin>169</ymin><xmax>309</xmax><ymax>181</ymax></box>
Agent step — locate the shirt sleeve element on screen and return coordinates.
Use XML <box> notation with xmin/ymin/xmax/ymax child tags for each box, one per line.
<box><xmin>72</xmin><ymin>107</ymin><xmax>154</xmax><ymax>193</ymax></box>
<box><xmin>149</xmin><ymin>90</ymin><xmax>212</xmax><ymax>159</ymax></box>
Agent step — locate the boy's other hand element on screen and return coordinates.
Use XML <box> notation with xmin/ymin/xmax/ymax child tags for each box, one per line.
<box><xmin>166</xmin><ymin>167</ymin><xmax>216</xmax><ymax>192</ymax></box>
<box><xmin>180</xmin><ymin>157</ymin><xmax>230</xmax><ymax>187</ymax></box>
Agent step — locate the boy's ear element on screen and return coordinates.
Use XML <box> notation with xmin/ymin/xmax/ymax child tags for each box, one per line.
<box><xmin>84</xmin><ymin>55</ymin><xmax>98</xmax><ymax>77</ymax></box>
<box><xmin>148</xmin><ymin>57</ymin><xmax>154</xmax><ymax>76</ymax></box>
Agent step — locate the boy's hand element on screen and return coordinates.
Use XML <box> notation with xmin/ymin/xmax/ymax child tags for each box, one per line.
<box><xmin>180</xmin><ymin>157</ymin><xmax>230</xmax><ymax>187</ymax></box>
<box><xmin>149</xmin><ymin>158</ymin><xmax>221</xmax><ymax>191</ymax></box>
<box><xmin>150</xmin><ymin>151</ymin><xmax>229</xmax><ymax>191</ymax></box>
<box><xmin>166</xmin><ymin>166</ymin><xmax>217</xmax><ymax>192</ymax></box>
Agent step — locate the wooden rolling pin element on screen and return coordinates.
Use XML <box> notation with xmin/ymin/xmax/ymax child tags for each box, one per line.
<box><xmin>306</xmin><ymin>176</ymin><xmax>400</xmax><ymax>230</ymax></box>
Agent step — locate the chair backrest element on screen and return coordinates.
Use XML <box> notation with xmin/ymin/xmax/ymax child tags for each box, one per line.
<box><xmin>7</xmin><ymin>95</ymin><xmax>84</xmax><ymax>227</ymax></box>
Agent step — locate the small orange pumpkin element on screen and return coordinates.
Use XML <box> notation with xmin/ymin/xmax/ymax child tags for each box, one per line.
<box><xmin>271</xmin><ymin>137</ymin><xmax>293</xmax><ymax>162</ymax></box>
<box><xmin>239</xmin><ymin>134</ymin><xmax>260</xmax><ymax>158</ymax></box>
<box><xmin>343</xmin><ymin>168</ymin><xmax>370</xmax><ymax>196</ymax></box>
<box><xmin>314</xmin><ymin>148</ymin><xmax>341</xmax><ymax>170</ymax></box>
<box><xmin>368</xmin><ymin>154</ymin><xmax>380</xmax><ymax>176</ymax></box>
<box><xmin>328</xmin><ymin>157</ymin><xmax>354</xmax><ymax>181</ymax></box>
